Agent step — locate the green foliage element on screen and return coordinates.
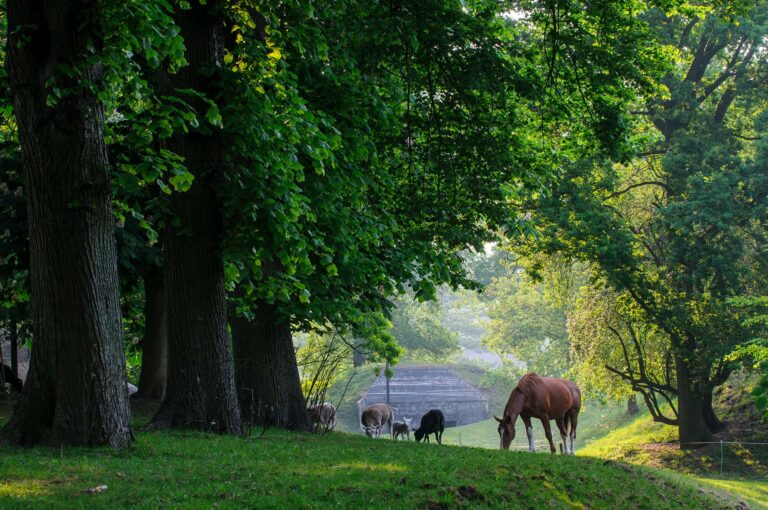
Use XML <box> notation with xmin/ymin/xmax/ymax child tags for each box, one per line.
<box><xmin>222</xmin><ymin>0</ymin><xmax>566</xmax><ymax>347</ymax></box>
<box><xmin>296</xmin><ymin>331</ymin><xmax>348</xmax><ymax>399</ymax></box>
<box><xmin>482</xmin><ymin>268</ymin><xmax>570</xmax><ymax>378</ymax></box>
<box><xmin>515</xmin><ymin>0</ymin><xmax>768</xmax><ymax>434</ymax></box>
<box><xmin>389</xmin><ymin>296</ymin><xmax>460</xmax><ymax>362</ymax></box>
<box><xmin>0</xmin><ymin>150</ymin><xmax>29</xmax><ymax>336</ymax></box>
<box><xmin>568</xmin><ymin>285</ymin><xmax>673</xmax><ymax>404</ymax></box>
<box><xmin>728</xmin><ymin>297</ymin><xmax>768</xmax><ymax>418</ymax></box>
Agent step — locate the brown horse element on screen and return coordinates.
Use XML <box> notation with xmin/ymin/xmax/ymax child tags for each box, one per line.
<box><xmin>494</xmin><ymin>373</ymin><xmax>581</xmax><ymax>454</ymax></box>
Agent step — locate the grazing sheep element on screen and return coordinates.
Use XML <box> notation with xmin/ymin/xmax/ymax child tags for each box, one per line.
<box><xmin>414</xmin><ymin>409</ymin><xmax>445</xmax><ymax>444</ymax></box>
<box><xmin>361</xmin><ymin>403</ymin><xmax>395</xmax><ymax>438</ymax></box>
<box><xmin>393</xmin><ymin>417</ymin><xmax>412</xmax><ymax>440</ymax></box>
<box><xmin>309</xmin><ymin>402</ymin><xmax>337</xmax><ymax>431</ymax></box>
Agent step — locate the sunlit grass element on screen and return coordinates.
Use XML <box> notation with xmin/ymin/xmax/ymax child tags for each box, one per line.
<box><xmin>695</xmin><ymin>478</ymin><xmax>768</xmax><ymax>510</ymax></box>
<box><xmin>578</xmin><ymin>406</ymin><xmax>677</xmax><ymax>459</ymax></box>
<box><xmin>0</xmin><ymin>428</ymin><xmax>733</xmax><ymax>509</ymax></box>
<box><xmin>0</xmin><ymin>480</ymin><xmax>54</xmax><ymax>499</ymax></box>
<box><xmin>577</xmin><ymin>401</ymin><xmax>768</xmax><ymax>508</ymax></box>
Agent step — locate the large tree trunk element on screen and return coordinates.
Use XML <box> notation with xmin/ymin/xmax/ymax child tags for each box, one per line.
<box><xmin>148</xmin><ymin>1</ymin><xmax>241</xmax><ymax>434</ymax></box>
<box><xmin>676</xmin><ymin>354</ymin><xmax>711</xmax><ymax>447</ymax></box>
<box><xmin>231</xmin><ymin>297</ymin><xmax>309</xmax><ymax>431</ymax></box>
<box><xmin>135</xmin><ymin>271</ymin><xmax>168</xmax><ymax>399</ymax></box>
<box><xmin>1</xmin><ymin>0</ymin><xmax>132</xmax><ymax>448</ymax></box>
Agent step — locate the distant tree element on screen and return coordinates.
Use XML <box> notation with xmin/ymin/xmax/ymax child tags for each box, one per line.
<box><xmin>568</xmin><ymin>284</ymin><xmax>675</xmax><ymax>421</ymax></box>
<box><xmin>390</xmin><ymin>297</ymin><xmax>460</xmax><ymax>362</ymax></box>
<box><xmin>0</xmin><ymin>145</ymin><xmax>29</xmax><ymax>377</ymax></box>
<box><xmin>483</xmin><ymin>271</ymin><xmax>570</xmax><ymax>377</ymax></box>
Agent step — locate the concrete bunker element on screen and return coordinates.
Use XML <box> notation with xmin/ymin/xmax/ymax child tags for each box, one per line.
<box><xmin>357</xmin><ymin>366</ymin><xmax>489</xmax><ymax>430</ymax></box>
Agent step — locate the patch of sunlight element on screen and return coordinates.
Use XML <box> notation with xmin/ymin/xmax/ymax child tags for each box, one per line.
<box><xmin>696</xmin><ymin>478</ymin><xmax>768</xmax><ymax>510</ymax></box>
<box><xmin>541</xmin><ymin>480</ymin><xmax>587</xmax><ymax>510</ymax></box>
<box><xmin>578</xmin><ymin>411</ymin><xmax>677</xmax><ymax>458</ymax></box>
<box><xmin>0</xmin><ymin>479</ymin><xmax>54</xmax><ymax>498</ymax></box>
<box><xmin>329</xmin><ymin>462</ymin><xmax>408</xmax><ymax>473</ymax></box>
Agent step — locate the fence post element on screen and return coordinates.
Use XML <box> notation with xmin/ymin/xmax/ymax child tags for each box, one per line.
<box><xmin>720</xmin><ymin>440</ymin><xmax>723</xmax><ymax>476</ymax></box>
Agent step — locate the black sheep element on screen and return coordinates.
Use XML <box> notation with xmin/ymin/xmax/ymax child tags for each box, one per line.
<box><xmin>1</xmin><ymin>364</ymin><xmax>23</xmax><ymax>393</ymax></box>
<box><xmin>414</xmin><ymin>409</ymin><xmax>445</xmax><ymax>444</ymax></box>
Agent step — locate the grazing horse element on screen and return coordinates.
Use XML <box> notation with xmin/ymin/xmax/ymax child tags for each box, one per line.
<box><xmin>494</xmin><ymin>373</ymin><xmax>581</xmax><ymax>454</ymax></box>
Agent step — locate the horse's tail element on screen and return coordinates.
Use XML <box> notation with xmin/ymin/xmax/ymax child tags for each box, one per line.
<box><xmin>563</xmin><ymin>413</ymin><xmax>572</xmax><ymax>435</ymax></box>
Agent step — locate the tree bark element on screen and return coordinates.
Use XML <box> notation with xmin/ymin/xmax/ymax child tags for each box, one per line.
<box><xmin>231</xmin><ymin>297</ymin><xmax>309</xmax><ymax>431</ymax></box>
<box><xmin>148</xmin><ymin>1</ymin><xmax>241</xmax><ymax>434</ymax></box>
<box><xmin>1</xmin><ymin>0</ymin><xmax>132</xmax><ymax>448</ymax></box>
<box><xmin>676</xmin><ymin>354</ymin><xmax>711</xmax><ymax>446</ymax></box>
<box><xmin>135</xmin><ymin>271</ymin><xmax>168</xmax><ymax>399</ymax></box>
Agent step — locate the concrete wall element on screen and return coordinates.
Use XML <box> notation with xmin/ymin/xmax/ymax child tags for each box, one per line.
<box><xmin>357</xmin><ymin>366</ymin><xmax>489</xmax><ymax>430</ymax></box>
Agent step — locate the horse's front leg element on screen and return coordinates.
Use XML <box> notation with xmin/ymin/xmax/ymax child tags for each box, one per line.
<box><xmin>522</xmin><ymin>415</ymin><xmax>535</xmax><ymax>452</ymax></box>
<box><xmin>540</xmin><ymin>417</ymin><xmax>556</xmax><ymax>454</ymax></box>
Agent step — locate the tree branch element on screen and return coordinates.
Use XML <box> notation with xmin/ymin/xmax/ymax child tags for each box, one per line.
<box><xmin>605</xmin><ymin>181</ymin><xmax>670</xmax><ymax>201</ymax></box>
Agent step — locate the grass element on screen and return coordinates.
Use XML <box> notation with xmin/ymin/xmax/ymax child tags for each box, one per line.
<box><xmin>693</xmin><ymin>478</ymin><xmax>768</xmax><ymax>510</ymax></box>
<box><xmin>2</xmin><ymin>368</ymin><xmax>765</xmax><ymax>508</ymax></box>
<box><xmin>580</xmin><ymin>376</ymin><xmax>768</xmax><ymax>480</ymax></box>
<box><xmin>0</xmin><ymin>427</ymin><xmax>741</xmax><ymax>509</ymax></box>
<box><xmin>576</xmin><ymin>373</ymin><xmax>768</xmax><ymax>509</ymax></box>
<box><xmin>578</xmin><ymin>406</ymin><xmax>677</xmax><ymax>460</ymax></box>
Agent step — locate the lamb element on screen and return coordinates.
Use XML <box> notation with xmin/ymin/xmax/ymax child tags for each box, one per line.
<box><xmin>393</xmin><ymin>417</ymin><xmax>412</xmax><ymax>440</ymax></box>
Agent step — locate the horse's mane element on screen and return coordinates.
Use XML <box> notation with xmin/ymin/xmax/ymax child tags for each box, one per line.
<box><xmin>514</xmin><ymin>372</ymin><xmax>543</xmax><ymax>398</ymax></box>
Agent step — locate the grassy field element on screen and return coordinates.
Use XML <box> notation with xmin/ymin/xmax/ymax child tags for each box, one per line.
<box><xmin>0</xmin><ymin>425</ymin><xmax>746</xmax><ymax>509</ymax></box>
<box><xmin>578</xmin><ymin>411</ymin><xmax>768</xmax><ymax>510</ymax></box>
<box><xmin>577</xmin><ymin>373</ymin><xmax>768</xmax><ymax>509</ymax></box>
<box><xmin>2</xmin><ymin>368</ymin><xmax>765</xmax><ymax>508</ymax></box>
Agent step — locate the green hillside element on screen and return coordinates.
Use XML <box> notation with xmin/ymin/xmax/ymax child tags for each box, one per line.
<box><xmin>578</xmin><ymin>372</ymin><xmax>768</xmax><ymax>509</ymax></box>
<box><xmin>0</xmin><ymin>427</ymin><xmax>743</xmax><ymax>509</ymax></box>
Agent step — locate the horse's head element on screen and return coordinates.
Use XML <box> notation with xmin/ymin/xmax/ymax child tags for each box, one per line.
<box><xmin>494</xmin><ymin>414</ymin><xmax>515</xmax><ymax>450</ymax></box>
